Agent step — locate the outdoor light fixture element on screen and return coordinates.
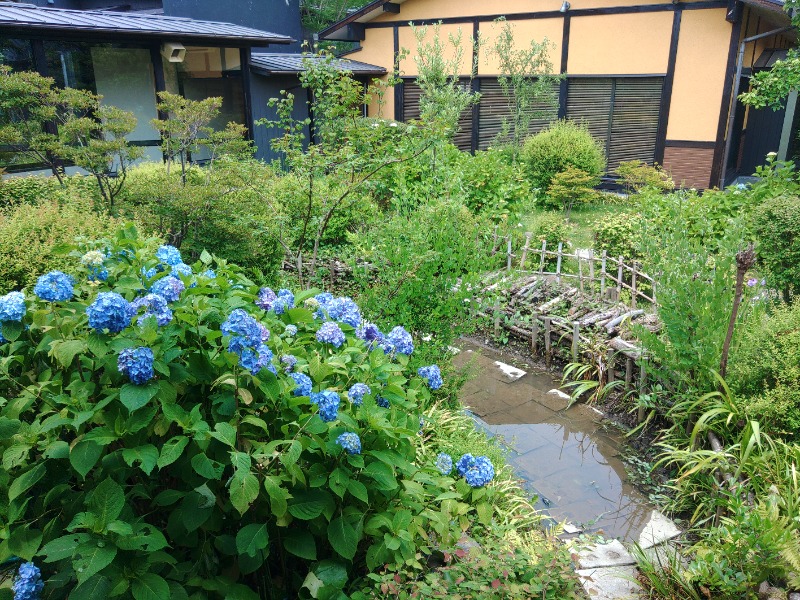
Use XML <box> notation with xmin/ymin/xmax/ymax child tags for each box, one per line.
<box><xmin>161</xmin><ymin>42</ymin><xmax>186</xmax><ymax>63</ymax></box>
<box><xmin>560</xmin><ymin>1</ymin><xmax>571</xmax><ymax>12</ymax></box>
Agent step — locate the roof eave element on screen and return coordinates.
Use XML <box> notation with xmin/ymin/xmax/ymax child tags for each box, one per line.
<box><xmin>319</xmin><ymin>0</ymin><xmax>391</xmax><ymax>40</ymax></box>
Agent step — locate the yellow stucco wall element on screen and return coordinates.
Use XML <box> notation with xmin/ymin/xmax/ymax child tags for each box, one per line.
<box><xmin>567</xmin><ymin>13</ymin><xmax>673</xmax><ymax>75</ymax></box>
<box><xmin>352</xmin><ymin>27</ymin><xmax>395</xmax><ymax>117</ymax></box>
<box><xmin>667</xmin><ymin>8</ymin><xmax>730</xmax><ymax>141</ymax></box>
<box><xmin>397</xmin><ymin>23</ymin><xmax>475</xmax><ymax>76</ymax></box>
<box><xmin>478</xmin><ymin>19</ymin><xmax>563</xmax><ymax>76</ymax></box>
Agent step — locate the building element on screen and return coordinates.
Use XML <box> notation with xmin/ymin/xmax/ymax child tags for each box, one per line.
<box><xmin>321</xmin><ymin>0</ymin><xmax>798</xmax><ymax>188</ymax></box>
<box><xmin>0</xmin><ymin>0</ymin><xmax>385</xmax><ymax>171</ymax></box>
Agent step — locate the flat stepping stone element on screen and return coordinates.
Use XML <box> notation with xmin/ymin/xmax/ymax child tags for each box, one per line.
<box><xmin>493</xmin><ymin>360</ymin><xmax>527</xmax><ymax>381</ymax></box>
<box><xmin>574</xmin><ymin>539</ymin><xmax>636</xmax><ymax>568</ymax></box>
<box><xmin>638</xmin><ymin>509</ymin><xmax>681</xmax><ymax>549</ymax></box>
<box><xmin>577</xmin><ymin>565</ymin><xmax>642</xmax><ymax>599</ymax></box>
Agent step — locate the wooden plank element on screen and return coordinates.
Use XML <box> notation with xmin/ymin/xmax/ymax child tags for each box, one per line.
<box><xmin>520</xmin><ymin>232</ymin><xmax>532</xmax><ymax>271</ymax></box>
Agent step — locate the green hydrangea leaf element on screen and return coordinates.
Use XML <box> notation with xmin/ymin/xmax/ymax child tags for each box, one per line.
<box><xmin>131</xmin><ymin>573</ymin><xmax>170</xmax><ymax>600</ymax></box>
<box><xmin>88</xmin><ymin>478</ymin><xmax>125</xmax><ymax>528</ymax></box>
<box><xmin>157</xmin><ymin>435</ymin><xmax>189</xmax><ymax>469</ymax></box>
<box><xmin>191</xmin><ymin>452</ymin><xmax>224</xmax><ymax>480</ymax></box>
<box><xmin>120</xmin><ymin>381</ymin><xmax>159</xmax><ymax>412</ymax></box>
<box><xmin>283</xmin><ymin>529</ymin><xmax>317</xmax><ymax>560</ymax></box>
<box><xmin>70</xmin><ymin>440</ymin><xmax>103</xmax><ymax>479</ymax></box>
<box><xmin>230</xmin><ymin>473</ymin><xmax>259</xmax><ymax>516</ymax></box>
<box><xmin>327</xmin><ymin>516</ymin><xmax>358</xmax><ymax>560</ymax></box>
<box><xmin>236</xmin><ymin>522</ymin><xmax>269</xmax><ymax>558</ymax></box>
<box><xmin>121</xmin><ymin>445</ymin><xmax>159</xmax><ymax>476</ymax></box>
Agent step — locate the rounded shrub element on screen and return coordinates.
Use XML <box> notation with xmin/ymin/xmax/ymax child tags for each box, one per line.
<box><xmin>458</xmin><ymin>149</ymin><xmax>531</xmax><ymax>220</ymax></box>
<box><xmin>521</xmin><ymin>120</ymin><xmax>606</xmax><ymax>193</ymax></box>
<box><xmin>0</xmin><ymin>226</ymin><xmax>500</xmax><ymax>599</ymax></box>
<box><xmin>593</xmin><ymin>212</ymin><xmax>644</xmax><ymax>260</ymax></box>
<box><xmin>751</xmin><ymin>193</ymin><xmax>800</xmax><ymax>300</ymax></box>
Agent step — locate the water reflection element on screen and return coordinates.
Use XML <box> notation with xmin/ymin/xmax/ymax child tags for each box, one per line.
<box><xmin>454</xmin><ymin>342</ymin><xmax>654</xmax><ymax>541</ymax></box>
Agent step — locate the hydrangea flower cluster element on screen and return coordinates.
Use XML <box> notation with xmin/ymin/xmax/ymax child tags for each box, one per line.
<box><xmin>200</xmin><ymin>269</ymin><xmax>216</xmax><ymax>279</ymax></box>
<box><xmin>118</xmin><ymin>346</ymin><xmax>155</xmax><ymax>385</ymax></box>
<box><xmin>316</xmin><ymin>321</ymin><xmax>345</xmax><ymax>348</ymax></box>
<box><xmin>34</xmin><ymin>271</ymin><xmax>74</xmax><ymax>302</ymax></box>
<box><xmin>418</xmin><ymin>365</ymin><xmax>443</xmax><ymax>390</ymax></box>
<box><xmin>221</xmin><ymin>309</ymin><xmax>274</xmax><ymax>376</ymax></box>
<box><xmin>0</xmin><ymin>291</ymin><xmax>26</xmax><ymax>322</ymax></box>
<box><xmin>284</xmin><ymin>324</ymin><xmax>297</xmax><ymax>337</ymax></box>
<box><xmin>281</xmin><ymin>354</ymin><xmax>297</xmax><ymax>372</ymax></box>
<box><xmin>291</xmin><ymin>372</ymin><xmax>312</xmax><ymax>396</ymax></box>
<box><xmin>435</xmin><ymin>452</ymin><xmax>453</xmax><ymax>475</ymax></box>
<box><xmin>455</xmin><ymin>454</ymin><xmax>495</xmax><ymax>488</ymax></box>
<box><xmin>347</xmin><ymin>383</ymin><xmax>370</xmax><ymax>406</ymax></box>
<box><xmin>151</xmin><ymin>276</ymin><xmax>184</xmax><ymax>303</ymax></box>
<box><xmin>130</xmin><ymin>294</ymin><xmax>173</xmax><ymax>327</ymax></box>
<box><xmin>336</xmin><ymin>432</ymin><xmax>362</xmax><ymax>455</ymax></box>
<box><xmin>171</xmin><ymin>263</ymin><xmax>193</xmax><ymax>278</ymax></box>
<box><xmin>355</xmin><ymin>321</ymin><xmax>382</xmax><ymax>345</ymax></box>
<box><xmin>311</xmin><ymin>390</ymin><xmax>340</xmax><ymax>422</ymax></box>
<box><xmin>255</xmin><ymin>287</ymin><xmax>277</xmax><ymax>311</ymax></box>
<box><xmin>376</xmin><ymin>395</ymin><xmax>390</xmax><ymax>409</ymax></box>
<box><xmin>272</xmin><ymin>289</ymin><xmax>295</xmax><ymax>315</ymax></box>
<box><xmin>81</xmin><ymin>250</ymin><xmax>108</xmax><ymax>282</ymax></box>
<box><xmin>13</xmin><ymin>562</ymin><xmax>44</xmax><ymax>600</ymax></box>
<box><xmin>86</xmin><ymin>292</ymin><xmax>133</xmax><ymax>334</ymax></box>
<box><xmin>317</xmin><ymin>296</ymin><xmax>361</xmax><ymax>328</ymax></box>
<box><xmin>384</xmin><ymin>326</ymin><xmax>414</xmax><ymax>355</ymax></box>
<box><xmin>156</xmin><ymin>244</ymin><xmax>182</xmax><ymax>266</ymax></box>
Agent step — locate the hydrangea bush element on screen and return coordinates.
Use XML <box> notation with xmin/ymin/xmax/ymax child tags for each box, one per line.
<box><xmin>0</xmin><ymin>226</ymin><xmax>496</xmax><ymax>599</ymax></box>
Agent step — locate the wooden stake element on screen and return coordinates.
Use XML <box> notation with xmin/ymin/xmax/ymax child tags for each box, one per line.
<box><xmin>539</xmin><ymin>240</ymin><xmax>546</xmax><ymax>274</ymax></box>
<box><xmin>543</xmin><ymin>317</ymin><xmax>552</xmax><ymax>367</ymax></box>
<box><xmin>578</xmin><ymin>256</ymin><xmax>584</xmax><ymax>291</ymax></box>
<box><xmin>506</xmin><ymin>236</ymin><xmax>512</xmax><ymax>272</ymax></box>
<box><xmin>589</xmin><ymin>249</ymin><xmax>595</xmax><ymax>290</ymax></box>
<box><xmin>637</xmin><ymin>358</ymin><xmax>647</xmax><ymax>424</ymax></box>
<box><xmin>617</xmin><ymin>256</ymin><xmax>624</xmax><ymax>301</ymax></box>
<box><xmin>631</xmin><ymin>262</ymin><xmax>638</xmax><ymax>309</ymax></box>
<box><xmin>531</xmin><ymin>314</ymin><xmax>540</xmax><ymax>355</ymax></box>
<box><xmin>494</xmin><ymin>297</ymin><xmax>501</xmax><ymax>338</ymax></box>
<box><xmin>625</xmin><ymin>356</ymin><xmax>634</xmax><ymax>390</ymax></box>
<box><xmin>608</xmin><ymin>355</ymin><xmax>616</xmax><ymax>383</ymax></box>
<box><xmin>601</xmin><ymin>251</ymin><xmax>607</xmax><ymax>297</ymax></box>
<box><xmin>572</xmin><ymin>321</ymin><xmax>580</xmax><ymax>361</ymax></box>
<box><xmin>520</xmin><ymin>232</ymin><xmax>532</xmax><ymax>270</ymax></box>
<box><xmin>556</xmin><ymin>242</ymin><xmax>563</xmax><ymax>284</ymax></box>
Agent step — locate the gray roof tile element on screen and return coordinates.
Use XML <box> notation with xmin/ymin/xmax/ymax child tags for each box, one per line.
<box><xmin>250</xmin><ymin>52</ymin><xmax>386</xmax><ymax>75</ymax></box>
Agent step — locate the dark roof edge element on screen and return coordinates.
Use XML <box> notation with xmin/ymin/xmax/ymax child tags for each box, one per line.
<box><xmin>319</xmin><ymin>0</ymin><xmax>390</xmax><ymax>39</ymax></box>
<box><xmin>1</xmin><ymin>23</ymin><xmax>293</xmax><ymax>44</ymax></box>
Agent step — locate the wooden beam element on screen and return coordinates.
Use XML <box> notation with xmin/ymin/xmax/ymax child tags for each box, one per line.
<box><xmin>710</xmin><ymin>10</ymin><xmax>743</xmax><ymax>187</ymax></box>
<box><xmin>347</xmin><ymin>23</ymin><xmax>366</xmax><ymax>41</ymax></box>
<box><xmin>558</xmin><ymin>15</ymin><xmax>570</xmax><ymax>119</ymax></box>
<box><xmin>383</xmin><ymin>2</ymin><xmax>401</xmax><ymax>13</ymax></box>
<box><xmin>654</xmin><ymin>8</ymin><xmax>682</xmax><ymax>165</ymax></box>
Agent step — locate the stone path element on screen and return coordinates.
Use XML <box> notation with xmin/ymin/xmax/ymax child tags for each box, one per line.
<box><xmin>454</xmin><ymin>340</ymin><xmax>683</xmax><ymax>599</ymax></box>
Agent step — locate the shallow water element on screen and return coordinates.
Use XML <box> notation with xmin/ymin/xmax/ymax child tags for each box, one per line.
<box><xmin>454</xmin><ymin>340</ymin><xmax>654</xmax><ymax>541</ymax></box>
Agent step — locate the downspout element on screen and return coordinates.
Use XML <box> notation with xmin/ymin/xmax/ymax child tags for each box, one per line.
<box><xmin>719</xmin><ymin>26</ymin><xmax>793</xmax><ymax>188</ymax></box>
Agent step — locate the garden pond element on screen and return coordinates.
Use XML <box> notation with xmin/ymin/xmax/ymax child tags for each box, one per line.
<box><xmin>455</xmin><ymin>340</ymin><xmax>656</xmax><ymax>542</ymax></box>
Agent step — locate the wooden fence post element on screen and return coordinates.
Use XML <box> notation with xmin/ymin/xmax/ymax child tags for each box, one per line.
<box><xmin>608</xmin><ymin>354</ymin><xmax>616</xmax><ymax>383</ymax></box>
<box><xmin>493</xmin><ymin>297</ymin><xmax>501</xmax><ymax>338</ymax></box>
<box><xmin>531</xmin><ymin>314</ymin><xmax>540</xmax><ymax>355</ymax></box>
<box><xmin>578</xmin><ymin>256</ymin><xmax>584</xmax><ymax>291</ymax></box>
<box><xmin>520</xmin><ymin>232</ymin><xmax>532</xmax><ymax>271</ymax></box>
<box><xmin>543</xmin><ymin>317</ymin><xmax>552</xmax><ymax>367</ymax></box>
<box><xmin>601</xmin><ymin>251</ymin><xmax>607</xmax><ymax>297</ymax></box>
<box><xmin>631</xmin><ymin>262</ymin><xmax>638</xmax><ymax>309</ymax></box>
<box><xmin>538</xmin><ymin>241</ymin><xmax>547</xmax><ymax>274</ymax></box>
<box><xmin>506</xmin><ymin>236</ymin><xmax>513</xmax><ymax>273</ymax></box>
<box><xmin>637</xmin><ymin>358</ymin><xmax>648</xmax><ymax>424</ymax></box>
<box><xmin>589</xmin><ymin>249</ymin><xmax>595</xmax><ymax>291</ymax></box>
<box><xmin>617</xmin><ymin>256</ymin><xmax>624</xmax><ymax>300</ymax></box>
<box><xmin>556</xmin><ymin>242</ymin><xmax>563</xmax><ymax>284</ymax></box>
<box><xmin>572</xmin><ymin>321</ymin><xmax>580</xmax><ymax>361</ymax></box>
<box><xmin>625</xmin><ymin>356</ymin><xmax>634</xmax><ymax>390</ymax></box>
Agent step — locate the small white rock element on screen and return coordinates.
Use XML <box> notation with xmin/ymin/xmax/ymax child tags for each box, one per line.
<box><xmin>494</xmin><ymin>361</ymin><xmax>526</xmax><ymax>381</ymax></box>
<box><xmin>547</xmin><ymin>389</ymin><xmax>572</xmax><ymax>400</ymax></box>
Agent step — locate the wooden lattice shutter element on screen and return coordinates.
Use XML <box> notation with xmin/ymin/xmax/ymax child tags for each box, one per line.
<box><xmin>607</xmin><ymin>78</ymin><xmax>663</xmax><ymax>170</ymax></box>
<box><xmin>476</xmin><ymin>79</ymin><xmax>558</xmax><ymax>150</ymax></box>
<box><xmin>401</xmin><ymin>80</ymin><xmax>473</xmax><ymax>152</ymax></box>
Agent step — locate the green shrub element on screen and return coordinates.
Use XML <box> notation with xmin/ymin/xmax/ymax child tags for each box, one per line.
<box><xmin>729</xmin><ymin>301</ymin><xmax>800</xmax><ymax>439</ymax></box>
<box><xmin>0</xmin><ymin>226</ymin><xmax>504</xmax><ymax>599</ymax></box>
<box><xmin>459</xmin><ymin>150</ymin><xmax>532</xmax><ymax>221</ymax></box>
<box><xmin>751</xmin><ymin>193</ymin><xmax>800</xmax><ymax>301</ymax></box>
<box><xmin>593</xmin><ymin>212</ymin><xmax>644</xmax><ymax>260</ymax></box>
<box><xmin>615</xmin><ymin>160</ymin><xmax>674</xmax><ymax>193</ymax></box>
<box><xmin>0</xmin><ymin>197</ymin><xmax>122</xmax><ymax>291</ymax></box>
<box><xmin>543</xmin><ymin>166</ymin><xmax>599</xmax><ymax>213</ymax></box>
<box><xmin>0</xmin><ymin>174</ymin><xmax>100</xmax><ymax>209</ymax></box>
<box><xmin>521</xmin><ymin>120</ymin><xmax>606</xmax><ymax>193</ymax></box>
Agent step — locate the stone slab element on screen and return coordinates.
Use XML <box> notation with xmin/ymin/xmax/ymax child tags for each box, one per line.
<box><xmin>638</xmin><ymin>510</ymin><xmax>682</xmax><ymax>549</ymax></box>
<box><xmin>574</xmin><ymin>539</ymin><xmax>636</xmax><ymax>569</ymax></box>
<box><xmin>493</xmin><ymin>360</ymin><xmax>527</xmax><ymax>381</ymax></box>
<box><xmin>576</xmin><ymin>566</ymin><xmax>642</xmax><ymax>600</ymax></box>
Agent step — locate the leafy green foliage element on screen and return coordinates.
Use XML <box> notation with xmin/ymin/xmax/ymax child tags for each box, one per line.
<box><xmin>543</xmin><ymin>166</ymin><xmax>599</xmax><ymax>214</ymax></box>
<box><xmin>593</xmin><ymin>211</ymin><xmax>643</xmax><ymax>260</ymax></box>
<box><xmin>0</xmin><ymin>226</ymin><xmax>506</xmax><ymax>598</ymax></box>
<box><xmin>528</xmin><ymin>213</ymin><xmax>571</xmax><ymax>267</ymax></box>
<box><xmin>458</xmin><ymin>150</ymin><xmax>532</xmax><ymax>221</ymax></box>
<box><xmin>521</xmin><ymin>120</ymin><xmax>606</xmax><ymax>193</ymax></box>
<box><xmin>751</xmin><ymin>192</ymin><xmax>800</xmax><ymax>301</ymax></box>
<box><xmin>614</xmin><ymin>160</ymin><xmax>674</xmax><ymax>193</ymax></box>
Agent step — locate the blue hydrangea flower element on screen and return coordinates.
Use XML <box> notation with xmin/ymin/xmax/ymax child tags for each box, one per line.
<box><xmin>464</xmin><ymin>456</ymin><xmax>495</xmax><ymax>488</ymax></box>
<box><xmin>0</xmin><ymin>291</ymin><xmax>26</xmax><ymax>322</ymax></box>
<box><xmin>151</xmin><ymin>276</ymin><xmax>184</xmax><ymax>303</ymax></box>
<box><xmin>435</xmin><ymin>452</ymin><xmax>453</xmax><ymax>475</ymax></box>
<box><xmin>323</xmin><ymin>297</ymin><xmax>361</xmax><ymax>328</ymax></box>
<box><xmin>285</xmin><ymin>324</ymin><xmax>297</xmax><ymax>337</ymax></box>
<box><xmin>156</xmin><ymin>245</ymin><xmax>182</xmax><ymax>266</ymax></box>
<box><xmin>316</xmin><ymin>322</ymin><xmax>345</xmax><ymax>348</ymax></box>
<box><xmin>238</xmin><ymin>344</ymin><xmax>276</xmax><ymax>376</ymax></box>
<box><xmin>272</xmin><ymin>297</ymin><xmax>290</xmax><ymax>315</ymax></box>
<box><xmin>277</xmin><ymin>288</ymin><xmax>295</xmax><ymax>306</ymax></box>
<box><xmin>255</xmin><ymin>287</ymin><xmax>277</xmax><ymax>311</ymax></box>
<box><xmin>311</xmin><ymin>390</ymin><xmax>340</xmax><ymax>422</ymax></box>
<box><xmin>257</xmin><ymin>322</ymin><xmax>270</xmax><ymax>343</ymax></box>
<box><xmin>118</xmin><ymin>346</ymin><xmax>154</xmax><ymax>385</ymax></box>
<box><xmin>337</xmin><ymin>432</ymin><xmax>362</xmax><ymax>455</ymax></box>
<box><xmin>456</xmin><ymin>453</ymin><xmax>475</xmax><ymax>477</ymax></box>
<box><xmin>222</xmin><ymin>309</ymin><xmax>263</xmax><ymax>347</ymax></box>
<box><xmin>418</xmin><ymin>365</ymin><xmax>443</xmax><ymax>390</ymax></box>
<box><xmin>142</xmin><ymin>266</ymin><xmax>161</xmax><ymax>279</ymax></box>
<box><xmin>130</xmin><ymin>294</ymin><xmax>173</xmax><ymax>327</ymax></box>
<box><xmin>290</xmin><ymin>372</ymin><xmax>312</xmax><ymax>396</ymax></box>
<box><xmin>171</xmin><ymin>262</ymin><xmax>193</xmax><ymax>278</ymax></box>
<box><xmin>86</xmin><ymin>292</ymin><xmax>133</xmax><ymax>334</ymax></box>
<box><xmin>281</xmin><ymin>354</ymin><xmax>297</xmax><ymax>372</ymax></box>
<box><xmin>385</xmin><ymin>326</ymin><xmax>413</xmax><ymax>355</ymax></box>
<box><xmin>347</xmin><ymin>383</ymin><xmax>370</xmax><ymax>406</ymax></box>
<box><xmin>356</xmin><ymin>321</ymin><xmax>382</xmax><ymax>347</ymax></box>
<box><xmin>376</xmin><ymin>395</ymin><xmax>390</xmax><ymax>409</ymax></box>
<box><xmin>200</xmin><ymin>269</ymin><xmax>216</xmax><ymax>279</ymax></box>
<box><xmin>34</xmin><ymin>271</ymin><xmax>74</xmax><ymax>302</ymax></box>
<box><xmin>87</xmin><ymin>265</ymin><xmax>109</xmax><ymax>282</ymax></box>
<box><xmin>12</xmin><ymin>562</ymin><xmax>44</xmax><ymax>600</ymax></box>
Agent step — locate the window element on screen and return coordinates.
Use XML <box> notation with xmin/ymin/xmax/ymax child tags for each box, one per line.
<box><xmin>0</xmin><ymin>37</ymin><xmax>33</xmax><ymax>71</ymax></box>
